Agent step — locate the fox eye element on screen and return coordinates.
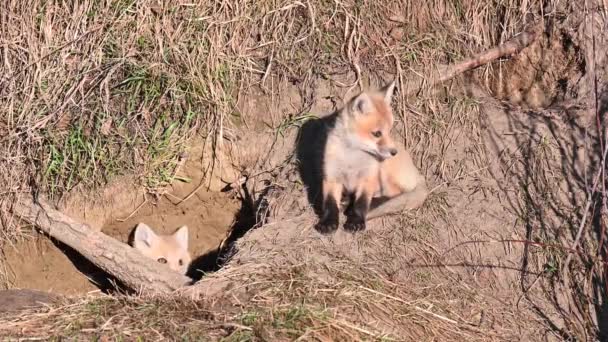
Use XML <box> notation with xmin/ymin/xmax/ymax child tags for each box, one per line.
<box><xmin>372</xmin><ymin>130</ymin><xmax>382</xmax><ymax>138</ymax></box>
<box><xmin>178</xmin><ymin>259</ymin><xmax>183</xmax><ymax>266</ymax></box>
<box><xmin>157</xmin><ymin>257</ymin><xmax>167</xmax><ymax>264</ymax></box>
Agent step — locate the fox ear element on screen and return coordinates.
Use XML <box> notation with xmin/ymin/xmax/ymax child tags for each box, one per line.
<box><xmin>350</xmin><ymin>92</ymin><xmax>373</xmax><ymax>116</ymax></box>
<box><xmin>133</xmin><ymin>223</ymin><xmax>158</xmax><ymax>248</ymax></box>
<box><xmin>173</xmin><ymin>225</ymin><xmax>188</xmax><ymax>250</ymax></box>
<box><xmin>380</xmin><ymin>79</ymin><xmax>397</xmax><ymax>105</ymax></box>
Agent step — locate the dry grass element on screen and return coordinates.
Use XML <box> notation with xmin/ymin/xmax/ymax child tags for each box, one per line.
<box><xmin>0</xmin><ymin>0</ymin><xmax>544</xmax><ymax>206</ymax></box>
<box><xmin>0</xmin><ymin>257</ymin><xmax>537</xmax><ymax>341</ymax></box>
<box><xmin>3</xmin><ymin>0</ymin><xmax>608</xmax><ymax>340</ymax></box>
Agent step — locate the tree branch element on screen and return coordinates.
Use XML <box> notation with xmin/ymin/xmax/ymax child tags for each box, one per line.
<box><xmin>12</xmin><ymin>198</ymin><xmax>191</xmax><ymax>294</ymax></box>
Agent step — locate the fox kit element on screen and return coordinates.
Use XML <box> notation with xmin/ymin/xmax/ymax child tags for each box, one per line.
<box><xmin>316</xmin><ymin>80</ymin><xmax>428</xmax><ymax>234</ymax></box>
<box><xmin>131</xmin><ymin>223</ymin><xmax>192</xmax><ymax>275</ymax></box>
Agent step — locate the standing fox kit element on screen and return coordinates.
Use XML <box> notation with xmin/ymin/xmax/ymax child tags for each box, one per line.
<box><xmin>131</xmin><ymin>223</ymin><xmax>192</xmax><ymax>275</ymax></box>
<box><xmin>316</xmin><ymin>80</ymin><xmax>428</xmax><ymax>234</ymax></box>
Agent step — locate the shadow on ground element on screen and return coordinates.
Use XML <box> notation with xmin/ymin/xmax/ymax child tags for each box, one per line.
<box><xmin>477</xmin><ymin>82</ymin><xmax>608</xmax><ymax>339</ymax></box>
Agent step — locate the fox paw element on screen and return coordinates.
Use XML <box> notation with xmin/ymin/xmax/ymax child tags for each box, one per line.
<box><xmin>315</xmin><ymin>219</ymin><xmax>338</xmax><ymax>234</ymax></box>
<box><xmin>344</xmin><ymin>217</ymin><xmax>366</xmax><ymax>232</ymax></box>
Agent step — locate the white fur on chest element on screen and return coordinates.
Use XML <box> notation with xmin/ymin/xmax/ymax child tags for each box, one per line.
<box><xmin>324</xmin><ymin>140</ymin><xmax>379</xmax><ymax>193</ymax></box>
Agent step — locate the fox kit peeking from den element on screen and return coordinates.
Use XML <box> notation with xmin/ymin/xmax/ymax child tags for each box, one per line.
<box><xmin>131</xmin><ymin>223</ymin><xmax>192</xmax><ymax>275</ymax></box>
<box><xmin>316</xmin><ymin>80</ymin><xmax>428</xmax><ymax>234</ymax></box>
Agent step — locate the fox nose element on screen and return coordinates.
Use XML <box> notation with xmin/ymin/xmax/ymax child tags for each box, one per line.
<box><xmin>390</xmin><ymin>148</ymin><xmax>398</xmax><ymax>156</ymax></box>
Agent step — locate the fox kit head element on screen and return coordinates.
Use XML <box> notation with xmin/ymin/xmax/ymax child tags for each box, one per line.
<box><xmin>342</xmin><ymin>80</ymin><xmax>398</xmax><ymax>161</ymax></box>
<box><xmin>131</xmin><ymin>223</ymin><xmax>192</xmax><ymax>275</ymax></box>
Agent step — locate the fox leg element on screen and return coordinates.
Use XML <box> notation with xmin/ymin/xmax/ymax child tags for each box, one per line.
<box><xmin>344</xmin><ymin>178</ymin><xmax>374</xmax><ymax>232</ymax></box>
<box><xmin>315</xmin><ymin>179</ymin><xmax>342</xmax><ymax>234</ymax></box>
<box><xmin>367</xmin><ymin>175</ymin><xmax>428</xmax><ymax>220</ymax></box>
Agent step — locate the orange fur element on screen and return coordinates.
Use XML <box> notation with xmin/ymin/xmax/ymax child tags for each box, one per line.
<box><xmin>315</xmin><ymin>80</ymin><xmax>428</xmax><ymax>234</ymax></box>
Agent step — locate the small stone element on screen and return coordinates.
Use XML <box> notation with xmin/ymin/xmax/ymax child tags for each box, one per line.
<box><xmin>390</xmin><ymin>27</ymin><xmax>405</xmax><ymax>41</ymax></box>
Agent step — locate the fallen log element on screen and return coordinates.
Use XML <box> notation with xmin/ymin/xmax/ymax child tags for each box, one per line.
<box><xmin>12</xmin><ymin>197</ymin><xmax>191</xmax><ymax>294</ymax></box>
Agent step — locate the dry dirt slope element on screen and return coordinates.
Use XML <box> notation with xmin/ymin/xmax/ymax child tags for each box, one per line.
<box><xmin>0</xmin><ymin>76</ymin><xmax>604</xmax><ymax>340</ymax></box>
<box><xmin>1</xmin><ymin>0</ymin><xmax>608</xmax><ymax>341</ymax></box>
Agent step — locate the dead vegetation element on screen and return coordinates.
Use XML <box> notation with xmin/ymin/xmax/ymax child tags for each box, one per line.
<box><xmin>1</xmin><ymin>0</ymin><xmax>608</xmax><ymax>340</ymax></box>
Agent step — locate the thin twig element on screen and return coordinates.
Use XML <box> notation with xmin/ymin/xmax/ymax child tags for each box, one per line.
<box><xmin>0</xmin><ymin>27</ymin><xmax>103</xmax><ymax>86</ymax></box>
<box><xmin>358</xmin><ymin>286</ymin><xmax>458</xmax><ymax>324</ymax></box>
<box><xmin>116</xmin><ymin>193</ymin><xmax>148</xmax><ymax>223</ymax></box>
